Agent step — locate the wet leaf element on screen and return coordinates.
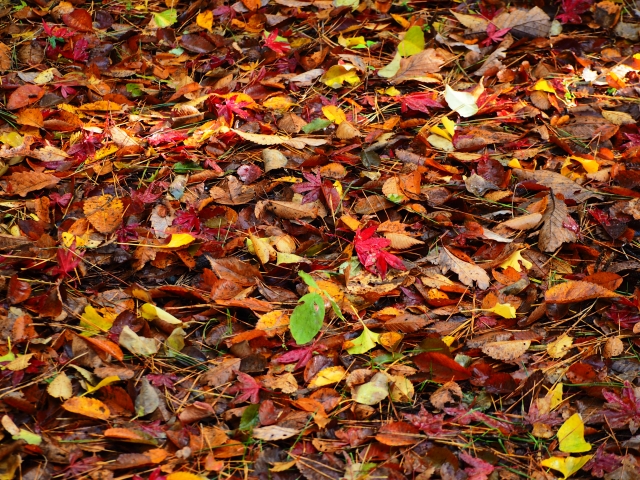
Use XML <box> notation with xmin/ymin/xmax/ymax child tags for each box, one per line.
<box><xmin>62</xmin><ymin>397</ymin><xmax>111</xmax><ymax>420</ymax></box>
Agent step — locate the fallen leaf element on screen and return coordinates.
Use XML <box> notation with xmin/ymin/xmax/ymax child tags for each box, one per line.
<box><xmin>482</xmin><ymin>340</ymin><xmax>531</xmax><ymax>361</ymax></box>
<box><xmin>558</xmin><ymin>413</ymin><xmax>592</xmax><ymax>453</ymax></box>
<box><xmin>62</xmin><ymin>397</ymin><xmax>111</xmax><ymax>420</ymax></box>
<box><xmin>437</xmin><ymin>247</ymin><xmax>490</xmax><ymax>290</ymax></box>
<box><xmin>545</xmin><ymin>281</ymin><xmax>620</xmax><ymax>304</ymax></box>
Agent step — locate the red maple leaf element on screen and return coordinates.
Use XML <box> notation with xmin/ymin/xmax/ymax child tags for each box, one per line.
<box><xmin>460</xmin><ymin>452</ymin><xmax>495</xmax><ymax>480</ymax></box>
<box><xmin>50</xmin><ymin>244</ymin><xmax>84</xmax><ymax>278</ymax></box>
<box><xmin>399</xmin><ymin>92</ymin><xmax>443</xmax><ymax>114</ymax></box>
<box><xmin>264</xmin><ymin>29</ymin><xmax>291</xmax><ymax>55</ymax></box>
<box><xmin>232</xmin><ymin>371</ymin><xmax>263</xmax><ymax>403</ymax></box>
<box><xmin>556</xmin><ymin>0</ymin><xmax>593</xmax><ymax>24</ymax></box>
<box><xmin>276</xmin><ymin>342</ymin><xmax>327</xmax><ymax>369</ymax></box>
<box><xmin>480</xmin><ymin>23</ymin><xmax>511</xmax><ymax>47</ymax></box>
<box><xmin>603</xmin><ymin>381</ymin><xmax>640</xmax><ymax>433</ymax></box>
<box><xmin>583</xmin><ymin>445</ymin><xmax>623</xmax><ymax>477</ymax></box>
<box><xmin>292</xmin><ymin>170</ymin><xmax>322</xmax><ymax>204</ymax></box>
<box><xmin>354</xmin><ymin>225</ymin><xmax>406</xmax><ymax>279</ymax></box>
<box><xmin>403</xmin><ymin>407</ymin><xmax>448</xmax><ymax>436</ymax></box>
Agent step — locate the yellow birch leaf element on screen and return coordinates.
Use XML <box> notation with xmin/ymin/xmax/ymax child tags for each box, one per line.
<box><xmin>340</xmin><ymin>214</ymin><xmax>362</xmax><ymax>231</ymax></box>
<box><xmin>196</xmin><ymin>10</ymin><xmax>213</xmax><ymax>31</ymax></box>
<box><xmin>533</xmin><ymin>79</ymin><xmax>556</xmax><ymax>94</ymax></box>
<box><xmin>540</xmin><ymin>455</ymin><xmax>592</xmax><ymax>479</ymax></box>
<box><xmin>83</xmin><ymin>376</ymin><xmax>121</xmax><ymax>396</ymax></box>
<box><xmin>508</xmin><ymin>158</ymin><xmax>522</xmax><ymax>168</ymax></box>
<box><xmin>442</xmin><ymin>117</ymin><xmax>456</xmax><ymax>137</ymax></box>
<box><xmin>162</xmin><ymin>233</ymin><xmax>195</xmax><ymax>249</ymax></box>
<box><xmin>140</xmin><ymin>303</ymin><xmax>182</xmax><ymax>324</ymax></box>
<box><xmin>263</xmin><ymin>96</ymin><xmax>295</xmax><ymax>111</ymax></box>
<box><xmin>430</xmin><ymin>125</ymin><xmax>452</xmax><ymax>141</ymax></box>
<box><xmin>322</xmin><ymin>105</ymin><xmax>347</xmax><ymax>124</ymax></box>
<box><xmin>166</xmin><ymin>473</ymin><xmax>209</xmax><ymax>480</ymax></box>
<box><xmin>322</xmin><ymin>65</ymin><xmax>360</xmax><ymax>88</ymax></box>
<box><xmin>548</xmin><ymin>383</ymin><xmax>563</xmax><ymax>410</ymax></box>
<box><xmin>344</xmin><ymin>326</ymin><xmax>380</xmax><ymax>354</ymax></box>
<box><xmin>47</xmin><ymin>373</ymin><xmax>73</xmax><ymax>400</ymax></box>
<box><xmin>255</xmin><ymin>310</ymin><xmax>290</xmax><ymax>337</ymax></box>
<box><xmin>487</xmin><ymin>303</ymin><xmax>516</xmax><ymax>319</ymax></box>
<box><xmin>391</xmin><ymin>13</ymin><xmax>411</xmax><ymax>29</ymax></box>
<box><xmin>499</xmin><ymin>249</ymin><xmax>533</xmax><ymax>272</ymax></box>
<box><xmin>558</xmin><ymin>413</ymin><xmax>592</xmax><ymax>453</ymax></box>
<box><xmin>308</xmin><ymin>366</ymin><xmax>346</xmax><ymax>388</ymax></box>
<box><xmin>547</xmin><ymin>334</ymin><xmax>573</xmax><ymax>359</ymax></box>
<box><xmin>80</xmin><ymin>305</ymin><xmax>114</xmax><ymax>335</ymax></box>
<box><xmin>385</xmin><ymin>87</ymin><xmax>401</xmax><ymax>96</ymax></box>
<box><xmin>569</xmin><ymin>156</ymin><xmax>599</xmax><ymax>174</ymax></box>
<box><xmin>441</xmin><ymin>336</ymin><xmax>455</xmax><ymax>346</ymax></box>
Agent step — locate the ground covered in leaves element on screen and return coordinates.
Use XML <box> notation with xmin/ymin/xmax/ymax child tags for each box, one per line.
<box><xmin>3</xmin><ymin>0</ymin><xmax>640</xmax><ymax>479</ymax></box>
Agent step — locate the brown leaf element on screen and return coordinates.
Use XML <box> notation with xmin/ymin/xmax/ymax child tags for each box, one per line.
<box><xmin>603</xmin><ymin>337</ymin><xmax>624</xmax><ymax>358</ymax></box>
<box><xmin>544</xmin><ymin>280</ymin><xmax>620</xmax><ymax>304</ymax></box>
<box><xmin>180</xmin><ymin>34</ymin><xmax>215</xmax><ymax>53</ymax></box>
<box><xmin>413</xmin><ymin>352</ymin><xmax>471</xmax><ymax>381</ymax></box>
<box><xmin>430</xmin><ymin>381</ymin><xmax>462</xmax><ymax>410</ymax></box>
<box><xmin>482</xmin><ymin>340</ymin><xmax>531</xmax><ymax>361</ymax></box>
<box><xmin>493</xmin><ymin>7</ymin><xmax>551</xmax><ymax>38</ymax></box>
<box><xmin>512</xmin><ymin>168</ymin><xmax>601</xmax><ymax>203</ymax></box>
<box><xmin>210</xmin><ymin>176</ymin><xmax>256</xmax><ymax>205</ymax></box>
<box><xmin>5</xmin><ymin>171</ymin><xmax>59</xmax><ymax>197</ymax></box>
<box><xmin>384</xmin><ymin>314</ymin><xmax>432</xmax><ymax>333</ymax></box>
<box><xmin>353</xmin><ymin>195</ymin><xmax>394</xmax><ymax>215</ymax></box>
<box><xmin>257</xmin><ymin>200</ymin><xmax>321</xmax><ymax>220</ymax></box>
<box><xmin>500</xmin><ymin>212</ymin><xmax>543</xmax><ymax>230</ymax></box>
<box><xmin>7</xmin><ymin>85</ymin><xmax>44</xmax><ymax>111</ymax></box>
<box><xmin>582</xmin><ymin>272</ymin><xmax>623</xmax><ymax>290</ymax></box>
<box><xmin>0</xmin><ymin>42</ymin><xmax>11</xmax><ymax>72</ymax></box>
<box><xmin>375</xmin><ymin>421</ymin><xmax>420</xmax><ymax>446</ymax></box>
<box><xmin>390</xmin><ymin>48</ymin><xmax>447</xmax><ymax>84</ymax></box>
<box><xmin>538</xmin><ymin>193</ymin><xmax>577</xmax><ymax>252</ymax></box>
<box><xmin>437</xmin><ymin>247</ymin><xmax>490</xmax><ymax>290</ymax></box>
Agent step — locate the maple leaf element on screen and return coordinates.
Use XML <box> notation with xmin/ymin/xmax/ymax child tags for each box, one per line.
<box><xmin>232</xmin><ymin>371</ymin><xmax>263</xmax><ymax>403</ymax></box>
<box><xmin>443</xmin><ymin>406</ymin><xmax>515</xmax><ymax>435</ymax></box>
<box><xmin>62</xmin><ymin>453</ymin><xmax>101</xmax><ymax>478</ymax></box>
<box><xmin>292</xmin><ymin>170</ymin><xmax>323</xmax><ymax>204</ymax></box>
<box><xmin>583</xmin><ymin>445</ymin><xmax>623</xmax><ymax>478</ymax></box>
<box><xmin>460</xmin><ymin>452</ymin><xmax>495</xmax><ymax>480</ymax></box>
<box><xmin>216</xmin><ymin>96</ymin><xmax>251</xmax><ymax>123</ymax></box>
<box><xmin>147</xmin><ymin>373</ymin><xmax>179</xmax><ymax>390</ymax></box>
<box><xmin>173</xmin><ymin>206</ymin><xmax>201</xmax><ymax>233</ymax></box>
<box><xmin>50</xmin><ymin>244</ymin><xmax>84</xmax><ymax>278</ymax></box>
<box><xmin>49</xmin><ymin>192</ymin><xmax>72</xmax><ymax>208</ymax></box>
<box><xmin>556</xmin><ymin>0</ymin><xmax>593</xmax><ymax>24</ymax></box>
<box><xmin>263</xmin><ymin>29</ymin><xmax>291</xmax><ymax>55</ymax></box>
<box><xmin>276</xmin><ymin>342</ymin><xmax>328</xmax><ymax>370</ymax></box>
<box><xmin>480</xmin><ymin>23</ymin><xmax>511</xmax><ymax>47</ymax></box>
<box><xmin>399</xmin><ymin>92</ymin><xmax>443</xmax><ymax>114</ymax></box>
<box><xmin>602</xmin><ymin>381</ymin><xmax>640</xmax><ymax>433</ymax></box>
<box><xmin>622</xmin><ymin>133</ymin><xmax>640</xmax><ymax>150</ymax></box>
<box><xmin>403</xmin><ymin>407</ymin><xmax>448</xmax><ymax>436</ymax></box>
<box><xmin>354</xmin><ymin>225</ymin><xmax>406</xmax><ymax>279</ymax></box>
<box><xmin>148</xmin><ymin>129</ymin><xmax>189</xmax><ymax>146</ymax></box>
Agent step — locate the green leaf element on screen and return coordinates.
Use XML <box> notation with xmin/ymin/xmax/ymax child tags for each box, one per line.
<box><xmin>165</xmin><ymin>328</ymin><xmax>186</xmax><ymax>357</ymax></box>
<box><xmin>13</xmin><ymin>429</ymin><xmax>41</xmax><ymax>445</ymax></box>
<box><xmin>398</xmin><ymin>26</ymin><xmax>424</xmax><ymax>57</ymax></box>
<box><xmin>174</xmin><ymin>162</ymin><xmax>204</xmax><ymax>174</ymax></box>
<box><xmin>290</xmin><ymin>293</ymin><xmax>325</xmax><ymax>345</ymax></box>
<box><xmin>302</xmin><ymin>118</ymin><xmax>332</xmax><ymax>134</ymax></box>
<box><xmin>154</xmin><ymin>9</ymin><xmax>177</xmax><ymax>28</ymax></box>
<box><xmin>126</xmin><ymin>83</ymin><xmax>143</xmax><ymax>98</ymax></box>
<box><xmin>346</xmin><ymin>325</ymin><xmax>380</xmax><ymax>354</ymax></box>
<box><xmin>298</xmin><ymin>270</ymin><xmax>319</xmax><ymax>290</ymax></box>
<box><xmin>240</xmin><ymin>404</ymin><xmax>260</xmax><ymax>431</ymax></box>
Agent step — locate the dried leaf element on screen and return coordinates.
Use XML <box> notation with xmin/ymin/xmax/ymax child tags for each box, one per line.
<box><xmin>62</xmin><ymin>397</ymin><xmax>111</xmax><ymax>420</ymax></box>
<box><xmin>437</xmin><ymin>247</ymin><xmax>490</xmax><ymax>290</ymax></box>
<box><xmin>545</xmin><ymin>281</ymin><xmax>620</xmax><ymax>304</ymax></box>
<box><xmin>482</xmin><ymin>340</ymin><xmax>531</xmax><ymax>361</ymax></box>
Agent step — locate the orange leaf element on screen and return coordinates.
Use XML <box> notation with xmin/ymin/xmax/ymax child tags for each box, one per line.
<box><xmin>62</xmin><ymin>397</ymin><xmax>110</xmax><ymax>420</ymax></box>
<box><xmin>545</xmin><ymin>280</ymin><xmax>620</xmax><ymax>304</ymax></box>
<box><xmin>375</xmin><ymin>421</ymin><xmax>421</xmax><ymax>446</ymax></box>
<box><xmin>83</xmin><ymin>194</ymin><xmax>124</xmax><ymax>234</ymax></box>
<box><xmin>79</xmin><ymin>335</ymin><xmax>124</xmax><ymax>361</ymax></box>
<box><xmin>7</xmin><ymin>85</ymin><xmax>43</xmax><ymax>110</ymax></box>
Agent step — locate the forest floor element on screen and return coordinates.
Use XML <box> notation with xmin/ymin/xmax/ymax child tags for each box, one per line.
<box><xmin>2</xmin><ymin>0</ymin><xmax>640</xmax><ymax>479</ymax></box>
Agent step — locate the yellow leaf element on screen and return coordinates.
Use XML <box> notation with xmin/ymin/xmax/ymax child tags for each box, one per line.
<box><xmin>140</xmin><ymin>303</ymin><xmax>182</xmax><ymax>324</ymax></box>
<box><xmin>47</xmin><ymin>373</ymin><xmax>73</xmax><ymax>400</ymax></box>
<box><xmin>62</xmin><ymin>397</ymin><xmax>111</xmax><ymax>420</ymax></box>
<box><xmin>441</xmin><ymin>335</ymin><xmax>455</xmax><ymax>346</ymax></box>
<box><xmin>322</xmin><ymin>65</ymin><xmax>360</xmax><ymax>89</ymax></box>
<box><xmin>442</xmin><ymin>117</ymin><xmax>456</xmax><ymax>137</ymax></box>
<box><xmin>247</xmin><ymin>234</ymin><xmax>274</xmax><ymax>265</ymax></box>
<box><xmin>5</xmin><ymin>354</ymin><xmax>33</xmax><ymax>371</ymax></box>
<box><xmin>322</xmin><ymin>105</ymin><xmax>347</xmax><ymax>124</ymax></box>
<box><xmin>558</xmin><ymin>413</ymin><xmax>592</xmax><ymax>453</ymax></box>
<box><xmin>308</xmin><ymin>366</ymin><xmax>346</xmax><ymax>388</ymax></box>
<box><xmin>540</xmin><ymin>455</ymin><xmax>592</xmax><ymax>479</ymax></box>
<box><xmin>487</xmin><ymin>303</ymin><xmax>516</xmax><ymax>319</ymax></box>
<box><xmin>0</xmin><ymin>132</ymin><xmax>23</xmax><ymax>147</ymax></box>
<box><xmin>263</xmin><ymin>96</ymin><xmax>295</xmax><ymax>111</ymax></box>
<box><xmin>498</xmin><ymin>249</ymin><xmax>533</xmax><ymax>272</ymax></box>
<box><xmin>83</xmin><ymin>376</ymin><xmax>120</xmax><ymax>396</ymax></box>
<box><xmin>94</xmin><ymin>144</ymin><xmax>118</xmax><ymax>160</ymax></box>
<box><xmin>273</xmin><ymin>176</ymin><xmax>302</xmax><ymax>183</ymax></box>
<box><xmin>162</xmin><ymin>233</ymin><xmax>195</xmax><ymax>249</ymax></box>
<box><xmin>569</xmin><ymin>156</ymin><xmax>599</xmax><ymax>174</ymax></box>
<box><xmin>548</xmin><ymin>383</ymin><xmax>563</xmax><ymax>410</ymax></box>
<box><xmin>76</xmin><ymin>101</ymin><xmax>122</xmax><ymax>112</ymax></box>
<box><xmin>533</xmin><ymin>79</ymin><xmax>556</xmax><ymax>94</ymax></box>
<box><xmin>80</xmin><ymin>305</ymin><xmax>114</xmax><ymax>335</ymax></box>
<box><xmin>508</xmin><ymin>158</ymin><xmax>522</xmax><ymax>168</ymax></box>
<box><xmin>429</xmin><ymin>125</ymin><xmax>452</xmax><ymax>141</ymax></box>
<box><xmin>344</xmin><ymin>325</ymin><xmax>380</xmax><ymax>354</ymax></box>
<box><xmin>547</xmin><ymin>334</ymin><xmax>573</xmax><ymax>359</ymax></box>
<box><xmin>398</xmin><ymin>25</ymin><xmax>424</xmax><ymax>57</ymax></box>
<box><xmin>196</xmin><ymin>10</ymin><xmax>213</xmax><ymax>31</ymax></box>
<box><xmin>384</xmin><ymin>87</ymin><xmax>401</xmax><ymax>97</ymax></box>
<box><xmin>338</xmin><ymin>34</ymin><xmax>366</xmax><ymax>48</ymax></box>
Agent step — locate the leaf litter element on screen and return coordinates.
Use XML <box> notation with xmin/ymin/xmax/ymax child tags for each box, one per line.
<box><xmin>0</xmin><ymin>0</ymin><xmax>639</xmax><ymax>479</ymax></box>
